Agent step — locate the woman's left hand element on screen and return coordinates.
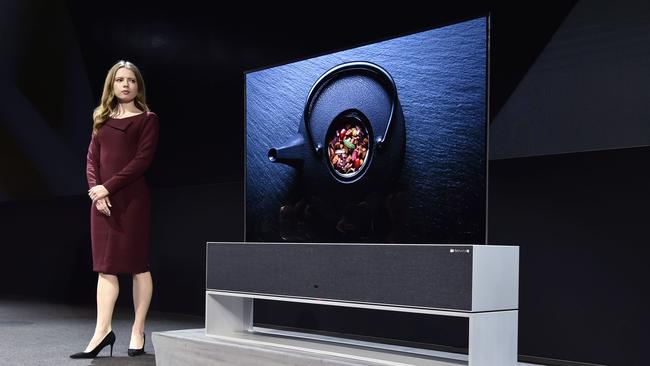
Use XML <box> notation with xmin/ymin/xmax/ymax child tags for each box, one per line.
<box><xmin>88</xmin><ymin>185</ymin><xmax>110</xmax><ymax>203</ymax></box>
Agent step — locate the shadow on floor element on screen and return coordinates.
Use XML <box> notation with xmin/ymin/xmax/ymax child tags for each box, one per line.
<box><xmin>89</xmin><ymin>354</ymin><xmax>155</xmax><ymax>366</ymax></box>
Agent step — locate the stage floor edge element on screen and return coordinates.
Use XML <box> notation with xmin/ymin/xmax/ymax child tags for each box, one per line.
<box><xmin>152</xmin><ymin>328</ymin><xmax>541</xmax><ymax>366</ymax></box>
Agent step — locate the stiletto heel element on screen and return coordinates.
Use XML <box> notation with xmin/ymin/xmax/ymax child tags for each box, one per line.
<box><xmin>128</xmin><ymin>332</ymin><xmax>146</xmax><ymax>357</ymax></box>
<box><xmin>70</xmin><ymin>331</ymin><xmax>116</xmax><ymax>359</ymax></box>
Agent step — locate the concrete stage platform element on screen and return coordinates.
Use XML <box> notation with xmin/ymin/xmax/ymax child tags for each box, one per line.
<box><xmin>153</xmin><ymin>328</ymin><xmax>541</xmax><ymax>366</ymax></box>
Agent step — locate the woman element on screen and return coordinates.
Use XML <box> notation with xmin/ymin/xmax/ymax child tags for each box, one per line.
<box><xmin>70</xmin><ymin>60</ymin><xmax>159</xmax><ymax>359</ymax></box>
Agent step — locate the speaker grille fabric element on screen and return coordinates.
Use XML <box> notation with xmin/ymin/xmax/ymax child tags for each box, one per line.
<box><xmin>207</xmin><ymin>243</ymin><xmax>473</xmax><ymax>311</ymax></box>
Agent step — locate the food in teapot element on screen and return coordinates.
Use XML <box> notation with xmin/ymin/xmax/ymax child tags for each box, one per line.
<box><xmin>327</xmin><ymin>123</ymin><xmax>369</xmax><ymax>176</ymax></box>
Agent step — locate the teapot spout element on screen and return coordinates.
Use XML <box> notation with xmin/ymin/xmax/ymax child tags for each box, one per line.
<box><xmin>268</xmin><ymin>134</ymin><xmax>305</xmax><ymax>167</ymax></box>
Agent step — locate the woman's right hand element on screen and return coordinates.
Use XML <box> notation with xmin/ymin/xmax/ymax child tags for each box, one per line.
<box><xmin>95</xmin><ymin>197</ymin><xmax>112</xmax><ymax>216</ymax></box>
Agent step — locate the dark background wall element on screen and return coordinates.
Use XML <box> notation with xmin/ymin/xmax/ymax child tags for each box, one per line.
<box><xmin>1</xmin><ymin>0</ymin><xmax>647</xmax><ymax>365</ymax></box>
<box><xmin>490</xmin><ymin>0</ymin><xmax>649</xmax><ymax>159</ymax></box>
<box><xmin>485</xmin><ymin>1</ymin><xmax>649</xmax><ymax>364</ymax></box>
<box><xmin>489</xmin><ymin>147</ymin><xmax>649</xmax><ymax>365</ymax></box>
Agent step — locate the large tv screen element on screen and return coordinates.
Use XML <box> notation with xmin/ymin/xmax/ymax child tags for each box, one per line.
<box><xmin>246</xmin><ymin>17</ymin><xmax>488</xmax><ymax>244</ymax></box>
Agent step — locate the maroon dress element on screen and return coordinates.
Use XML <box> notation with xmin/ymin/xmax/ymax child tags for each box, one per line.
<box><xmin>86</xmin><ymin>112</ymin><xmax>159</xmax><ymax>274</ymax></box>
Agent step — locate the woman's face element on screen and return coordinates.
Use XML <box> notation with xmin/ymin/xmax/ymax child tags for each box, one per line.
<box><xmin>113</xmin><ymin>67</ymin><xmax>138</xmax><ymax>103</ymax></box>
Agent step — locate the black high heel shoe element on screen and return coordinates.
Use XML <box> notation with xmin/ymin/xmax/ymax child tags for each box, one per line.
<box><xmin>70</xmin><ymin>330</ymin><xmax>116</xmax><ymax>359</ymax></box>
<box><xmin>128</xmin><ymin>332</ymin><xmax>146</xmax><ymax>357</ymax></box>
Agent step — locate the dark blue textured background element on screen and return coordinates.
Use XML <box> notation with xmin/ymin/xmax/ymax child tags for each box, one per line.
<box><xmin>247</xmin><ymin>17</ymin><xmax>486</xmax><ymax>243</ymax></box>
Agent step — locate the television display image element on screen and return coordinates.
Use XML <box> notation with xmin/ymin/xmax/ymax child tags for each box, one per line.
<box><xmin>246</xmin><ymin>16</ymin><xmax>488</xmax><ymax>244</ymax></box>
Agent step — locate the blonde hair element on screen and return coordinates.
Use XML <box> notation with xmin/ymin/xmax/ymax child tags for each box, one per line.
<box><xmin>92</xmin><ymin>60</ymin><xmax>149</xmax><ymax>135</ymax></box>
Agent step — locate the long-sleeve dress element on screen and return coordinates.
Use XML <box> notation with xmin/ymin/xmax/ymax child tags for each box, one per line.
<box><xmin>86</xmin><ymin>111</ymin><xmax>159</xmax><ymax>274</ymax></box>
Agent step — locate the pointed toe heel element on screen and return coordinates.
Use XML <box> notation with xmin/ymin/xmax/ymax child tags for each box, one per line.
<box><xmin>70</xmin><ymin>330</ymin><xmax>116</xmax><ymax>359</ymax></box>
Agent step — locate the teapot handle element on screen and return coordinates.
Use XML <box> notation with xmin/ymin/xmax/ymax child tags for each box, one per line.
<box><xmin>303</xmin><ymin>61</ymin><xmax>399</xmax><ymax>156</ymax></box>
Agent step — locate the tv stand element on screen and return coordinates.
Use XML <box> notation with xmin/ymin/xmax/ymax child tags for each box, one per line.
<box><xmin>206</xmin><ymin>290</ymin><xmax>517</xmax><ymax>365</ymax></box>
<box><xmin>153</xmin><ymin>243</ymin><xmax>519</xmax><ymax>366</ymax></box>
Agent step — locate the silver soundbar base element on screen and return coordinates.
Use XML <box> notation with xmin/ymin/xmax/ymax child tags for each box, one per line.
<box><xmin>153</xmin><ymin>244</ymin><xmax>519</xmax><ymax>365</ymax></box>
<box><xmin>200</xmin><ymin>291</ymin><xmax>518</xmax><ymax>366</ymax></box>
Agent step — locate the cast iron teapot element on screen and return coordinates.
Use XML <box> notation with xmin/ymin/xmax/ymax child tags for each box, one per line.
<box><xmin>268</xmin><ymin>61</ymin><xmax>405</xmax><ymax>192</ymax></box>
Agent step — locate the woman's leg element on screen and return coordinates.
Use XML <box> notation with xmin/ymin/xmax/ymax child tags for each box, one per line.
<box><xmin>85</xmin><ymin>273</ymin><xmax>119</xmax><ymax>352</ymax></box>
<box><xmin>130</xmin><ymin>271</ymin><xmax>153</xmax><ymax>349</ymax></box>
